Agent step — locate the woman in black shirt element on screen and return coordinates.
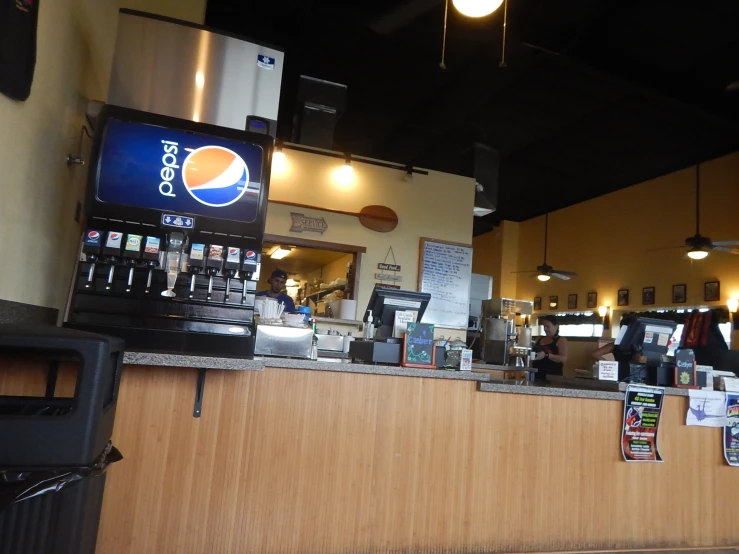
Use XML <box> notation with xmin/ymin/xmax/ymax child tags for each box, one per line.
<box><xmin>532</xmin><ymin>315</ymin><xmax>568</xmax><ymax>381</ymax></box>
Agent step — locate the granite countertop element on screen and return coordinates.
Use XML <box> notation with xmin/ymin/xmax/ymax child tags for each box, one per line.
<box><xmin>479</xmin><ymin>376</ymin><xmax>693</xmax><ymax>400</ymax></box>
<box><xmin>258</xmin><ymin>357</ymin><xmax>490</xmax><ymax>382</ymax></box>
<box><xmin>123</xmin><ymin>352</ymin><xmax>265</xmax><ymax>371</ymax></box>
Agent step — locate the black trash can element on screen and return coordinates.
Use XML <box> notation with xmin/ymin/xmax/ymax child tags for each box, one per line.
<box><xmin>0</xmin><ymin>324</ymin><xmax>124</xmax><ymax>554</ymax></box>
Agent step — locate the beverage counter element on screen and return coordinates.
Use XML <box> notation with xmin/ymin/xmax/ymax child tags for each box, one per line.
<box><xmin>3</xmin><ymin>353</ymin><xmax>739</xmax><ymax>553</ymax></box>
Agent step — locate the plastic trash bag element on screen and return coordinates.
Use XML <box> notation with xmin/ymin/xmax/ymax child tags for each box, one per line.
<box><xmin>0</xmin><ymin>442</ymin><xmax>122</xmax><ymax>513</ymax></box>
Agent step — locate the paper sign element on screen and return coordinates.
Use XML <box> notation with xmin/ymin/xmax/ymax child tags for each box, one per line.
<box><xmin>724</xmin><ymin>393</ymin><xmax>739</xmax><ymax>466</ymax></box>
<box><xmin>657</xmin><ymin>333</ymin><xmax>669</xmax><ymax>347</ymax></box>
<box><xmin>686</xmin><ymin>390</ymin><xmax>727</xmax><ymax>427</ymax></box>
<box><xmin>460</xmin><ymin>349</ymin><xmax>472</xmax><ymax>371</ymax></box>
<box><xmin>644</xmin><ymin>332</ymin><xmax>654</xmax><ymax>344</ymax></box>
<box><xmin>393</xmin><ymin>310</ymin><xmax>418</xmax><ymax>338</ymax></box>
<box><xmin>598</xmin><ymin>361</ymin><xmax>619</xmax><ymax>381</ymax></box>
<box><xmin>621</xmin><ymin>384</ymin><xmax>665</xmax><ymax>462</ymax></box>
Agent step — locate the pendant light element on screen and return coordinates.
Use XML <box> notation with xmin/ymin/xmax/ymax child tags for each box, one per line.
<box><xmin>452</xmin><ymin>0</ymin><xmax>504</xmax><ymax>18</ymax></box>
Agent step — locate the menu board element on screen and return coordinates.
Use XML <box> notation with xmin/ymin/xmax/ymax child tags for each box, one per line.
<box><xmin>417</xmin><ymin>238</ymin><xmax>473</xmax><ymax>329</ymax></box>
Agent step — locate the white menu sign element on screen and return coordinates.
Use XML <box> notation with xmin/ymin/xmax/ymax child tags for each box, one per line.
<box><xmin>598</xmin><ymin>361</ymin><xmax>619</xmax><ymax>382</ymax></box>
<box><xmin>418</xmin><ymin>238</ymin><xmax>472</xmax><ymax>329</ymax></box>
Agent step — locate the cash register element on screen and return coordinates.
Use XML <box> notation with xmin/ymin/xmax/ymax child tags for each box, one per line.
<box><xmin>613</xmin><ymin>317</ymin><xmax>678</xmax><ymax>384</ymax></box>
<box><xmin>348</xmin><ymin>288</ymin><xmax>438</xmax><ymax>365</ymax></box>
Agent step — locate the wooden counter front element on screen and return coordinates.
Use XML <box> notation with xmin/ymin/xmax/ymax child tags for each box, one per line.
<box><xmin>3</xmin><ymin>363</ymin><xmax>739</xmax><ymax>553</ymax></box>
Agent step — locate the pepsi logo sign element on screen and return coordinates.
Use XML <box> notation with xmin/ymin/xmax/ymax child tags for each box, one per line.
<box><xmin>182</xmin><ymin>146</ymin><xmax>249</xmax><ymax>207</ymax></box>
<box><xmin>229</xmin><ymin>248</ymin><xmax>239</xmax><ymax>255</ymax></box>
<box><xmin>245</xmin><ymin>250</ymin><xmax>256</xmax><ymax>260</ymax></box>
<box><xmin>88</xmin><ymin>231</ymin><xmax>100</xmax><ymax>241</ymax></box>
<box><xmin>109</xmin><ymin>233</ymin><xmax>121</xmax><ymax>240</ymax></box>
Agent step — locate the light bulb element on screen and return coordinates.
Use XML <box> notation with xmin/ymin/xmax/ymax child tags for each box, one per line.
<box><xmin>537</xmin><ymin>274</ymin><xmax>551</xmax><ymax>282</ymax></box>
<box><xmin>272</xmin><ymin>150</ymin><xmax>288</xmax><ymax>174</ymax></box>
<box><xmin>598</xmin><ymin>306</ymin><xmax>608</xmax><ymax>318</ymax></box>
<box><xmin>687</xmin><ymin>248</ymin><xmax>709</xmax><ymax>260</ymax></box>
<box><xmin>728</xmin><ymin>298</ymin><xmax>739</xmax><ymax>313</ymax></box>
<box><xmin>452</xmin><ymin>0</ymin><xmax>504</xmax><ymax>18</ymax></box>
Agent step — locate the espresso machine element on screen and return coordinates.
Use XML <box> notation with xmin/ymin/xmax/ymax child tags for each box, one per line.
<box><xmin>481</xmin><ymin>298</ymin><xmax>534</xmax><ymax>365</ymax></box>
<box><xmin>64</xmin><ymin>11</ymin><xmax>282</xmax><ymax>357</ymax></box>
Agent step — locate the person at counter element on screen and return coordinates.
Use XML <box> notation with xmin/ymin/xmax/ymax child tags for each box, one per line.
<box><xmin>256</xmin><ymin>269</ymin><xmax>296</xmax><ymax>313</ymax></box>
<box><xmin>532</xmin><ymin>315</ymin><xmax>568</xmax><ymax>381</ymax></box>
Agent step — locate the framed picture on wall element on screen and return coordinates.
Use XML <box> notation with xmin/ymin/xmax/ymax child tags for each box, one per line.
<box><xmin>705</xmin><ymin>281</ymin><xmax>720</xmax><ymax>302</ymax></box>
<box><xmin>617</xmin><ymin>289</ymin><xmax>629</xmax><ymax>306</ymax></box>
<box><xmin>587</xmin><ymin>291</ymin><xmax>597</xmax><ymax>309</ymax></box>
<box><xmin>549</xmin><ymin>296</ymin><xmax>558</xmax><ymax>309</ymax></box>
<box><xmin>568</xmin><ymin>294</ymin><xmax>577</xmax><ymax>309</ymax></box>
<box><xmin>672</xmin><ymin>284</ymin><xmax>687</xmax><ymax>304</ymax></box>
<box><xmin>533</xmin><ymin>297</ymin><xmax>542</xmax><ymax>311</ymax></box>
<box><xmin>642</xmin><ymin>287</ymin><xmax>655</xmax><ymax>306</ymax></box>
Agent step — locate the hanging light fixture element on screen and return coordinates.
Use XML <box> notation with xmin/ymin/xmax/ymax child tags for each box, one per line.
<box><xmin>452</xmin><ymin>0</ymin><xmax>504</xmax><ymax>18</ymax></box>
<box><xmin>687</xmin><ymin>248</ymin><xmax>709</xmax><ymax>260</ymax></box>
<box><xmin>537</xmin><ymin>274</ymin><xmax>551</xmax><ymax>282</ymax></box>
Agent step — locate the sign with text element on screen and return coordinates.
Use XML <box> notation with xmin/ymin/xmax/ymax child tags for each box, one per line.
<box><xmin>402</xmin><ymin>322</ymin><xmax>436</xmax><ymax>369</ymax></box>
<box><xmin>393</xmin><ymin>310</ymin><xmax>418</xmax><ymax>338</ymax></box>
<box><xmin>375</xmin><ymin>273</ymin><xmax>402</xmax><ymax>282</ymax></box>
<box><xmin>724</xmin><ymin>393</ymin><xmax>739</xmax><ymax>467</ymax></box>
<box><xmin>374</xmin><ymin>283</ymin><xmax>401</xmax><ymax>290</ymax></box>
<box><xmin>290</xmin><ymin>212</ymin><xmax>328</xmax><ymax>234</ymax></box>
<box><xmin>621</xmin><ymin>384</ymin><xmax>665</xmax><ymax>462</ymax></box>
<box><xmin>378</xmin><ymin>263</ymin><xmax>401</xmax><ymax>271</ymax></box>
<box><xmin>598</xmin><ymin>361</ymin><xmax>619</xmax><ymax>381</ymax></box>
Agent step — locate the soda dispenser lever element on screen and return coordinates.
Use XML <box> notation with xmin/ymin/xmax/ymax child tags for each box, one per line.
<box><xmin>205</xmin><ymin>245</ymin><xmax>224</xmax><ymax>300</ymax></box>
<box><xmin>103</xmin><ymin>231</ymin><xmax>124</xmax><ymax>290</ymax></box>
<box><xmin>81</xmin><ymin>230</ymin><xmax>103</xmax><ymax>288</ymax></box>
<box><xmin>241</xmin><ymin>249</ymin><xmax>258</xmax><ymax>304</ymax></box>
<box><xmin>188</xmin><ymin>243</ymin><xmax>206</xmax><ymax>299</ymax></box>
<box><xmin>142</xmin><ymin>236</ymin><xmax>161</xmax><ymax>294</ymax></box>
<box><xmin>223</xmin><ymin>247</ymin><xmax>241</xmax><ymax>301</ymax></box>
<box><xmin>161</xmin><ymin>232</ymin><xmax>184</xmax><ymax>298</ymax></box>
<box><xmin>123</xmin><ymin>234</ymin><xmax>143</xmax><ymax>292</ymax></box>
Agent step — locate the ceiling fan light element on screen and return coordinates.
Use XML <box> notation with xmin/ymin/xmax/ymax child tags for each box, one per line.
<box><xmin>452</xmin><ymin>0</ymin><xmax>504</xmax><ymax>18</ymax></box>
<box><xmin>537</xmin><ymin>274</ymin><xmax>551</xmax><ymax>282</ymax></box>
<box><xmin>687</xmin><ymin>248</ymin><xmax>709</xmax><ymax>260</ymax></box>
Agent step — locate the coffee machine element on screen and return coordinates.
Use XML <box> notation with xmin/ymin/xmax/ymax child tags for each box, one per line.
<box><xmin>64</xmin><ymin>11</ymin><xmax>283</xmax><ymax>357</ymax></box>
<box><xmin>481</xmin><ymin>298</ymin><xmax>534</xmax><ymax>365</ymax></box>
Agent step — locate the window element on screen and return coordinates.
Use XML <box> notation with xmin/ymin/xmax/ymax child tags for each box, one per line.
<box><xmin>666</xmin><ymin>322</ymin><xmax>732</xmax><ymax>356</ymax></box>
<box><xmin>535</xmin><ymin>323</ymin><xmax>604</xmax><ymax>338</ymax></box>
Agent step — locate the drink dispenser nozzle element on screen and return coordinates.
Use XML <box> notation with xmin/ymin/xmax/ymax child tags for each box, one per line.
<box><xmin>241</xmin><ymin>249</ymin><xmax>258</xmax><ymax>304</ymax></box>
<box><xmin>187</xmin><ymin>243</ymin><xmax>205</xmax><ymax>299</ymax></box>
<box><xmin>102</xmin><ymin>231</ymin><xmax>124</xmax><ymax>290</ymax></box>
<box><xmin>205</xmin><ymin>245</ymin><xmax>224</xmax><ymax>300</ymax></box>
<box><xmin>142</xmin><ymin>236</ymin><xmax>161</xmax><ymax>294</ymax></box>
<box><xmin>81</xmin><ymin>230</ymin><xmax>103</xmax><ymax>288</ymax></box>
<box><xmin>223</xmin><ymin>247</ymin><xmax>241</xmax><ymax>301</ymax></box>
<box><xmin>161</xmin><ymin>232</ymin><xmax>185</xmax><ymax>298</ymax></box>
<box><xmin>122</xmin><ymin>234</ymin><xmax>143</xmax><ymax>293</ymax></box>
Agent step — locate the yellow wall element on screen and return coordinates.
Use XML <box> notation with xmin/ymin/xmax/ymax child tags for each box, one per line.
<box><xmin>514</xmin><ymin>151</ymin><xmax>739</xmax><ymax>311</ymax></box>
<box><xmin>0</xmin><ymin>0</ymin><xmax>207</xmax><ymax>314</ymax></box>
<box><xmin>472</xmin><ymin>151</ymin><xmax>739</xmax><ymax>317</ymax></box>
<box><xmin>472</xmin><ymin>220</ymin><xmax>519</xmax><ymax>299</ymax></box>
<box><xmin>267</xmin><ymin>149</ymin><xmax>476</xmax><ymax>334</ymax></box>
<box><xmin>315</xmin><ymin>254</ymin><xmax>353</xmax><ymax>285</ymax></box>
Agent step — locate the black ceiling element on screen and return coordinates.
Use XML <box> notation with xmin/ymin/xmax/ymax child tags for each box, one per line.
<box><xmin>205</xmin><ymin>0</ymin><xmax>739</xmax><ymax>234</ymax></box>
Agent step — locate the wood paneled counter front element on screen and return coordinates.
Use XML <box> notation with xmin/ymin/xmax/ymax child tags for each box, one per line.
<box><xmin>2</xmin><ymin>357</ymin><xmax>738</xmax><ymax>553</ymax></box>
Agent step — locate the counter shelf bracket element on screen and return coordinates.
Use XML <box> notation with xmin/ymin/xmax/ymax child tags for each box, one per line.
<box><xmin>193</xmin><ymin>367</ymin><xmax>207</xmax><ymax>418</ymax></box>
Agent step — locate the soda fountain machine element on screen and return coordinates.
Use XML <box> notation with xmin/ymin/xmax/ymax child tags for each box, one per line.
<box><xmin>64</xmin><ymin>10</ymin><xmax>284</xmax><ymax>357</ymax></box>
<box><xmin>65</xmin><ymin>105</ymin><xmax>272</xmax><ymax>356</ymax></box>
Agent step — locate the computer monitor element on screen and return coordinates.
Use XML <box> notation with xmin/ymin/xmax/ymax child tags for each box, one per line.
<box><xmin>614</xmin><ymin>317</ymin><xmax>678</xmax><ymax>365</ymax></box>
<box><xmin>363</xmin><ymin>288</ymin><xmax>431</xmax><ymax>340</ymax></box>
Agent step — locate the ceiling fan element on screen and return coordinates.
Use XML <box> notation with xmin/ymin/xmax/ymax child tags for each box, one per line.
<box><xmin>512</xmin><ymin>213</ymin><xmax>578</xmax><ymax>281</ymax></box>
<box><xmin>654</xmin><ymin>163</ymin><xmax>739</xmax><ymax>260</ymax></box>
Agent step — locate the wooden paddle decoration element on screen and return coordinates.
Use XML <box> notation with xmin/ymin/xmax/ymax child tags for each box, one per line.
<box><xmin>269</xmin><ymin>200</ymin><xmax>398</xmax><ymax>233</ymax></box>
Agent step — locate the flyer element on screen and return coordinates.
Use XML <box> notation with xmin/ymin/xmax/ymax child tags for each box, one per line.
<box><xmin>686</xmin><ymin>390</ymin><xmax>727</xmax><ymax>427</ymax></box>
<box><xmin>621</xmin><ymin>384</ymin><xmax>665</xmax><ymax>462</ymax></box>
<box><xmin>723</xmin><ymin>393</ymin><xmax>739</xmax><ymax>467</ymax></box>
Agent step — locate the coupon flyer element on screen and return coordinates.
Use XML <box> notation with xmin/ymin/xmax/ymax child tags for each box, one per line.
<box><xmin>724</xmin><ymin>393</ymin><xmax>739</xmax><ymax>467</ymax></box>
<box><xmin>622</xmin><ymin>384</ymin><xmax>665</xmax><ymax>462</ymax></box>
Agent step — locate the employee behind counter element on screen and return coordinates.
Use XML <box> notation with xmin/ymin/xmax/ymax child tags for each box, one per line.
<box><xmin>532</xmin><ymin>315</ymin><xmax>569</xmax><ymax>382</ymax></box>
<box><xmin>256</xmin><ymin>268</ymin><xmax>296</xmax><ymax>313</ymax></box>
